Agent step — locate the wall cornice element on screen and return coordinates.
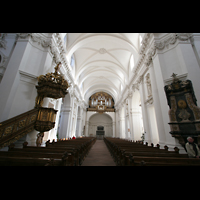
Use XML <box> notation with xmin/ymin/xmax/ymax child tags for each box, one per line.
<box><xmin>154</xmin><ymin>33</ymin><xmax>191</xmax><ymax>51</ymax></box>
<box><xmin>17</xmin><ymin>33</ymin><xmax>52</xmax><ymax>48</ymax></box>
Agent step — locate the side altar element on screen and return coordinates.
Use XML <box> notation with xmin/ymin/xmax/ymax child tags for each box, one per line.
<box><xmin>164</xmin><ymin>73</ymin><xmax>200</xmax><ymax>146</ymax></box>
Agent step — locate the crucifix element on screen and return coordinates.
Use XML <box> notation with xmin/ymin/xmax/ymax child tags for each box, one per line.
<box><xmin>171</xmin><ymin>73</ymin><xmax>178</xmax><ymax>79</ymax></box>
<box><xmin>171</xmin><ymin>73</ymin><xmax>179</xmax><ymax>82</ymax></box>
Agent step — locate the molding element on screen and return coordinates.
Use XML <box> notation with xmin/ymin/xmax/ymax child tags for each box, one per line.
<box><xmin>31</xmin><ymin>34</ymin><xmax>52</xmax><ymax>48</ymax></box>
<box><xmin>0</xmin><ymin>51</ymin><xmax>8</xmax><ymax>68</ymax></box>
<box><xmin>144</xmin><ymin>96</ymin><xmax>153</xmax><ymax>105</ymax></box>
<box><xmin>154</xmin><ymin>33</ymin><xmax>177</xmax><ymax>50</ymax></box>
<box><xmin>139</xmin><ymin>33</ymin><xmax>151</xmax><ymax>55</ymax></box>
<box><xmin>0</xmin><ymin>33</ymin><xmax>7</xmax><ymax>49</ymax></box>
<box><xmin>154</xmin><ymin>33</ymin><xmax>191</xmax><ymax>51</ymax></box>
<box><xmin>164</xmin><ymin>73</ymin><xmax>188</xmax><ymax>85</ymax></box>
<box><xmin>17</xmin><ymin>33</ymin><xmax>31</xmax><ymax>39</ymax></box>
<box><xmin>17</xmin><ymin>33</ymin><xmax>52</xmax><ymax>48</ymax></box>
<box><xmin>19</xmin><ymin>70</ymin><xmax>37</xmax><ymax>84</ymax></box>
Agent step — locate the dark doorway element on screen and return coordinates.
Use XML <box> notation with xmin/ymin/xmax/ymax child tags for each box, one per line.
<box><xmin>96</xmin><ymin>126</ymin><xmax>105</xmax><ymax>140</ymax></box>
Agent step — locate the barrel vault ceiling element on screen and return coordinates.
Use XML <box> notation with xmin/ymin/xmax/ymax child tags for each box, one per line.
<box><xmin>65</xmin><ymin>33</ymin><xmax>143</xmax><ymax>103</ymax></box>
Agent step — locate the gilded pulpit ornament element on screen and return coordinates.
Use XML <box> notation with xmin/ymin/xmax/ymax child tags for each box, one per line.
<box><xmin>35</xmin><ymin>62</ymin><xmax>68</xmax><ymax>108</ymax></box>
<box><xmin>34</xmin><ymin>63</ymin><xmax>69</xmax><ymax>146</ymax></box>
<box><xmin>164</xmin><ymin>73</ymin><xmax>200</xmax><ymax>146</ymax></box>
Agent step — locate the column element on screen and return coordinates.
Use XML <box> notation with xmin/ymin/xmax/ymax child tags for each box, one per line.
<box><xmin>81</xmin><ymin>108</ymin><xmax>87</xmax><ymax>136</ymax></box>
<box><xmin>112</xmin><ymin>121</ymin><xmax>116</xmax><ymax>137</ymax></box>
<box><xmin>148</xmin><ymin>63</ymin><xmax>166</xmax><ymax>147</ymax></box>
<box><xmin>127</xmin><ymin>93</ymin><xmax>134</xmax><ymax>141</ymax></box>
<box><xmin>85</xmin><ymin>121</ymin><xmax>89</xmax><ymax>137</ymax></box>
<box><xmin>58</xmin><ymin>105</ymin><xmax>71</xmax><ymax>139</ymax></box>
<box><xmin>119</xmin><ymin>104</ymin><xmax>125</xmax><ymax>138</ymax></box>
<box><xmin>66</xmin><ymin>93</ymin><xmax>75</xmax><ymax>138</ymax></box>
<box><xmin>131</xmin><ymin>107</ymin><xmax>143</xmax><ymax>141</ymax></box>
<box><xmin>76</xmin><ymin>106</ymin><xmax>83</xmax><ymax>137</ymax></box>
<box><xmin>0</xmin><ymin>36</ymin><xmax>30</xmax><ymax>121</ymax></box>
<box><xmin>115</xmin><ymin>108</ymin><xmax>119</xmax><ymax>138</ymax></box>
<box><xmin>152</xmin><ymin>53</ymin><xmax>184</xmax><ymax>151</ymax></box>
<box><xmin>124</xmin><ymin>101</ymin><xmax>128</xmax><ymax>139</ymax></box>
<box><xmin>139</xmin><ymin>77</ymin><xmax>151</xmax><ymax>145</ymax></box>
<box><xmin>71</xmin><ymin>102</ymin><xmax>78</xmax><ymax>138</ymax></box>
<box><xmin>50</xmin><ymin>98</ymin><xmax>62</xmax><ymax>141</ymax></box>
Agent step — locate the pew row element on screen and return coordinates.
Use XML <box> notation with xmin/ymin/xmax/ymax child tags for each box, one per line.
<box><xmin>0</xmin><ymin>137</ymin><xmax>96</xmax><ymax>166</ymax></box>
<box><xmin>104</xmin><ymin>137</ymin><xmax>200</xmax><ymax>166</ymax></box>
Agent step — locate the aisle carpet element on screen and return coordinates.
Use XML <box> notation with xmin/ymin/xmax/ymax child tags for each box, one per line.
<box><xmin>81</xmin><ymin>140</ymin><xmax>116</xmax><ymax>166</ymax></box>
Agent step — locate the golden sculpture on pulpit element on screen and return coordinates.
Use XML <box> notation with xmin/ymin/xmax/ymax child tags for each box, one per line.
<box><xmin>33</xmin><ymin>62</ymin><xmax>69</xmax><ymax>146</ymax></box>
<box><xmin>35</xmin><ymin>62</ymin><xmax>69</xmax><ymax>108</ymax></box>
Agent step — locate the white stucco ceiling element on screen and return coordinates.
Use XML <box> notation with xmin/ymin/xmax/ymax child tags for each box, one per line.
<box><xmin>65</xmin><ymin>33</ymin><xmax>143</xmax><ymax>103</ymax></box>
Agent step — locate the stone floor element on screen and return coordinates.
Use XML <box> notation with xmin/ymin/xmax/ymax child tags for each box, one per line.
<box><xmin>81</xmin><ymin>140</ymin><xmax>116</xmax><ymax>166</ymax></box>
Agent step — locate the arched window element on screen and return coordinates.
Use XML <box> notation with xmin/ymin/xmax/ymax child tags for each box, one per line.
<box><xmin>139</xmin><ymin>35</ymin><xmax>143</xmax><ymax>46</ymax></box>
<box><xmin>70</xmin><ymin>54</ymin><xmax>75</xmax><ymax>69</ymax></box>
<box><xmin>120</xmin><ymin>83</ymin><xmax>123</xmax><ymax>92</ymax></box>
<box><xmin>63</xmin><ymin>33</ymin><xmax>67</xmax><ymax>47</ymax></box>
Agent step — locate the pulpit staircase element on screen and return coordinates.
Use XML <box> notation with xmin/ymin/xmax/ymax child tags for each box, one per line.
<box><xmin>0</xmin><ymin>108</ymin><xmax>39</xmax><ymax>149</ymax></box>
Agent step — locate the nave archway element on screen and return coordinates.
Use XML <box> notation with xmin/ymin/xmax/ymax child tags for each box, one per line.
<box><xmin>88</xmin><ymin>113</ymin><xmax>113</xmax><ymax>137</ymax></box>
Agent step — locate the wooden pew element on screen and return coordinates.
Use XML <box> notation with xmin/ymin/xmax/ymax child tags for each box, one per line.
<box><xmin>104</xmin><ymin>137</ymin><xmax>196</xmax><ymax>166</ymax></box>
<box><xmin>0</xmin><ymin>151</ymin><xmax>70</xmax><ymax>166</ymax></box>
<box><xmin>46</xmin><ymin>137</ymin><xmax>96</xmax><ymax>165</ymax></box>
<box><xmin>129</xmin><ymin>156</ymin><xmax>200</xmax><ymax>166</ymax></box>
<box><xmin>0</xmin><ymin>156</ymin><xmax>62</xmax><ymax>166</ymax></box>
<box><xmin>122</xmin><ymin>151</ymin><xmax>188</xmax><ymax>166</ymax></box>
<box><xmin>0</xmin><ymin>137</ymin><xmax>96</xmax><ymax>166</ymax></box>
<box><xmin>9</xmin><ymin>144</ymin><xmax>79</xmax><ymax>166</ymax></box>
<box><xmin>3</xmin><ymin>137</ymin><xmax>96</xmax><ymax>166</ymax></box>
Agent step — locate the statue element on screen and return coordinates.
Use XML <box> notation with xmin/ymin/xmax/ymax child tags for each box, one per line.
<box><xmin>36</xmin><ymin>132</ymin><xmax>44</xmax><ymax>147</ymax></box>
<box><xmin>146</xmin><ymin>73</ymin><xmax>152</xmax><ymax>98</ymax></box>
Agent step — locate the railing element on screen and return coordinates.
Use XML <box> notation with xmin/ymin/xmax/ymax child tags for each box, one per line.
<box><xmin>0</xmin><ymin>109</ymin><xmax>39</xmax><ymax>148</ymax></box>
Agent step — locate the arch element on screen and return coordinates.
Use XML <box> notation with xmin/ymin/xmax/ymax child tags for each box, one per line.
<box><xmin>88</xmin><ymin>112</ymin><xmax>113</xmax><ymax>137</ymax></box>
<box><xmin>89</xmin><ymin>112</ymin><xmax>113</xmax><ymax>122</ymax></box>
<box><xmin>84</xmin><ymin>84</ymin><xmax>118</xmax><ymax>103</ymax></box>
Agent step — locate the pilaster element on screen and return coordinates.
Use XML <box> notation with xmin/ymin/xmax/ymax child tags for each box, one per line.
<box><xmin>138</xmin><ymin>76</ymin><xmax>151</xmax><ymax>145</ymax></box>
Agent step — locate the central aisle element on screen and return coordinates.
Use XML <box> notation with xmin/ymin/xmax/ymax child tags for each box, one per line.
<box><xmin>81</xmin><ymin>139</ymin><xmax>116</xmax><ymax>166</ymax></box>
